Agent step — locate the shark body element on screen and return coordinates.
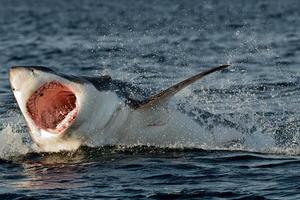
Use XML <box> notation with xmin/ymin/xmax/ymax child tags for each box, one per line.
<box><xmin>9</xmin><ymin>65</ymin><xmax>230</xmax><ymax>152</ymax></box>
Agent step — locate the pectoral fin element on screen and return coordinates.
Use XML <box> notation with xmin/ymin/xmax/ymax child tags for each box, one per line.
<box><xmin>133</xmin><ymin>64</ymin><xmax>230</xmax><ymax>110</ymax></box>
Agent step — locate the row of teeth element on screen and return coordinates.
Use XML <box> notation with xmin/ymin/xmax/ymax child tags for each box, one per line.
<box><xmin>55</xmin><ymin>108</ymin><xmax>78</xmax><ymax>133</ymax></box>
<box><xmin>36</xmin><ymin>82</ymin><xmax>64</xmax><ymax>91</ymax></box>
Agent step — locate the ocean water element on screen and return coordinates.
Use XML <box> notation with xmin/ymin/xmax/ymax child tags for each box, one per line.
<box><xmin>1</xmin><ymin>0</ymin><xmax>300</xmax><ymax>199</ymax></box>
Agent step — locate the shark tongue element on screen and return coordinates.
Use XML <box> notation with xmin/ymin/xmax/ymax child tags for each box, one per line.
<box><xmin>26</xmin><ymin>81</ymin><xmax>77</xmax><ymax>133</ymax></box>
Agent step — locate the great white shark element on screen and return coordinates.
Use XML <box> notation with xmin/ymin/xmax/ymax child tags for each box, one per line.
<box><xmin>9</xmin><ymin>65</ymin><xmax>233</xmax><ymax>152</ymax></box>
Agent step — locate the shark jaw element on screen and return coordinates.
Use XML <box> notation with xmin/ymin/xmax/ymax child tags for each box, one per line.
<box><xmin>26</xmin><ymin>81</ymin><xmax>78</xmax><ymax>135</ymax></box>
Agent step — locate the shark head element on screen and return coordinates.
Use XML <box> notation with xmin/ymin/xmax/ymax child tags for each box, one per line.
<box><xmin>8</xmin><ymin>66</ymin><xmax>122</xmax><ymax>152</ymax></box>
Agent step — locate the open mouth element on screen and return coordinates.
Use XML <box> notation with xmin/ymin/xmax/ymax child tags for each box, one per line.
<box><xmin>26</xmin><ymin>81</ymin><xmax>78</xmax><ymax>134</ymax></box>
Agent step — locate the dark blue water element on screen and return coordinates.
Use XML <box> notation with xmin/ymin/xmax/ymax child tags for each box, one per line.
<box><xmin>1</xmin><ymin>0</ymin><xmax>300</xmax><ymax>199</ymax></box>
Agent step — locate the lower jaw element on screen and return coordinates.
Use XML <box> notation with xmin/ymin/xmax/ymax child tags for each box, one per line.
<box><xmin>55</xmin><ymin>107</ymin><xmax>78</xmax><ymax>133</ymax></box>
<box><xmin>34</xmin><ymin>135</ymin><xmax>82</xmax><ymax>152</ymax></box>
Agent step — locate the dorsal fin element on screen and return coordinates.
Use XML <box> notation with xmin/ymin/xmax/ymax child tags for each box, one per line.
<box><xmin>134</xmin><ymin>64</ymin><xmax>230</xmax><ymax>110</ymax></box>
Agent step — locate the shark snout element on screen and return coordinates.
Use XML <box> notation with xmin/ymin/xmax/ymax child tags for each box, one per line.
<box><xmin>9</xmin><ymin>67</ymin><xmax>34</xmax><ymax>90</ymax></box>
<box><xmin>9</xmin><ymin>66</ymin><xmax>30</xmax><ymax>77</ymax></box>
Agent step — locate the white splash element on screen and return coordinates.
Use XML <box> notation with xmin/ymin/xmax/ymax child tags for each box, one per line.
<box><xmin>0</xmin><ymin>125</ymin><xmax>31</xmax><ymax>159</ymax></box>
